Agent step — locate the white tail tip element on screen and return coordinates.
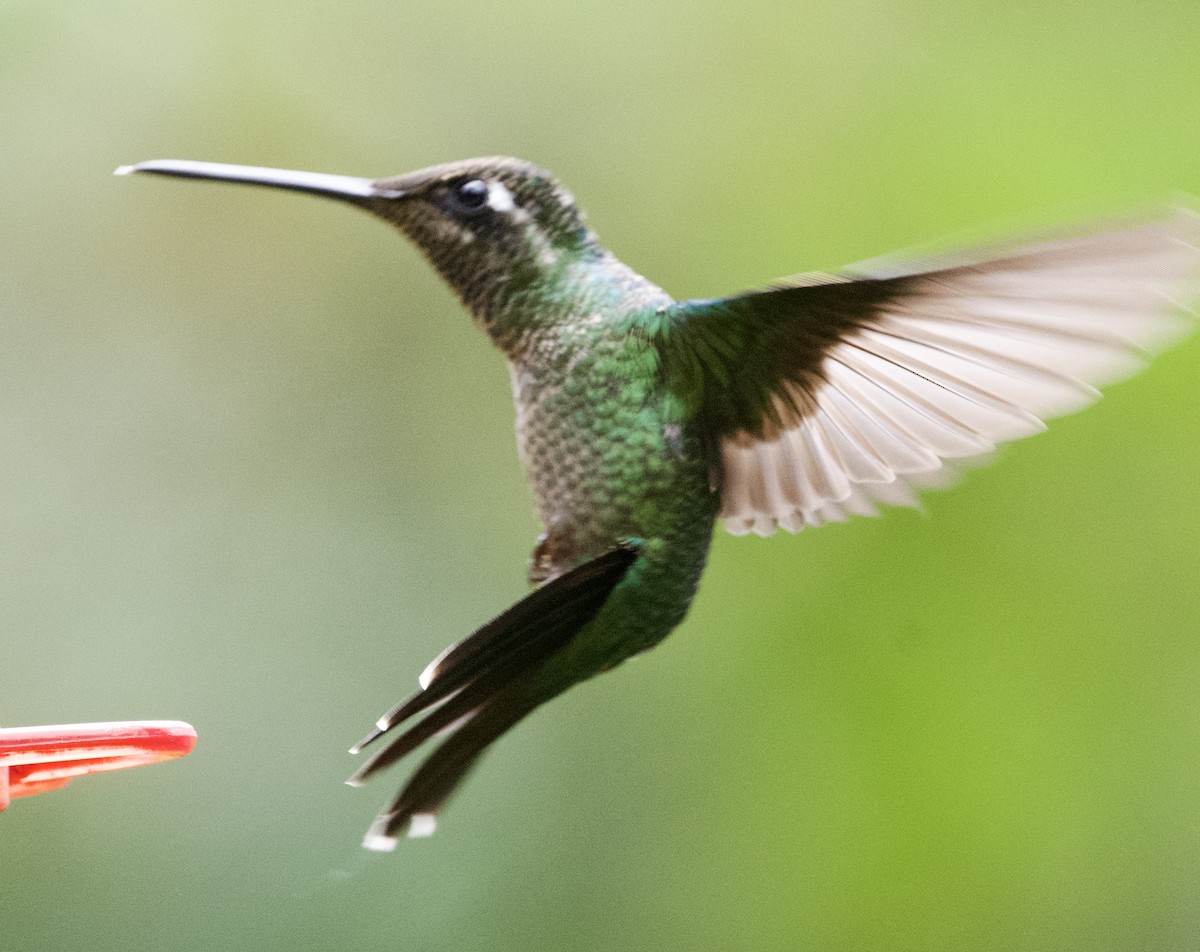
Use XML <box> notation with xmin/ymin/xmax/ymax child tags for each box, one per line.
<box><xmin>362</xmin><ymin>830</ymin><xmax>398</xmax><ymax>853</ymax></box>
<box><xmin>407</xmin><ymin>813</ymin><xmax>437</xmax><ymax>838</ymax></box>
<box><xmin>361</xmin><ymin>812</ymin><xmax>438</xmax><ymax>850</ymax></box>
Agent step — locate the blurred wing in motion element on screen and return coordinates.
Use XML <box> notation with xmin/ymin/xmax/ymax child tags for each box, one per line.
<box><xmin>655</xmin><ymin>209</ymin><xmax>1200</xmax><ymax>536</ymax></box>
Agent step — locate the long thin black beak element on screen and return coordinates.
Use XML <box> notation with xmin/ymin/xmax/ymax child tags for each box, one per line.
<box><xmin>114</xmin><ymin>160</ymin><xmax>404</xmax><ymax>201</ymax></box>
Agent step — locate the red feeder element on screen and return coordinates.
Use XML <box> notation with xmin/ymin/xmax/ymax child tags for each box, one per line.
<box><xmin>0</xmin><ymin>720</ymin><xmax>196</xmax><ymax>810</ymax></box>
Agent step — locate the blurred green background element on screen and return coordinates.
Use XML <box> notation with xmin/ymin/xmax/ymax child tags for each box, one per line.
<box><xmin>4</xmin><ymin>1</ymin><xmax>1200</xmax><ymax>949</ymax></box>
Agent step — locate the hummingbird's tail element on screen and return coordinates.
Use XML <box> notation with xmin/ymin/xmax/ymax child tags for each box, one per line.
<box><xmin>347</xmin><ymin>545</ymin><xmax>638</xmax><ymax>850</ymax></box>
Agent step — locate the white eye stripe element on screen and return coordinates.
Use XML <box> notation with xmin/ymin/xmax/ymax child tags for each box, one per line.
<box><xmin>484</xmin><ymin>181</ymin><xmax>533</xmax><ymax>223</ymax></box>
<box><xmin>486</xmin><ymin>181</ymin><xmax>517</xmax><ymax>212</ymax></box>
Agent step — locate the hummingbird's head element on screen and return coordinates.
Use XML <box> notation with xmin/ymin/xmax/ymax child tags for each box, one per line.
<box><xmin>116</xmin><ymin>156</ymin><xmax>599</xmax><ymax>341</ymax></box>
<box><xmin>366</xmin><ymin>157</ymin><xmax>598</xmax><ymax>320</ymax></box>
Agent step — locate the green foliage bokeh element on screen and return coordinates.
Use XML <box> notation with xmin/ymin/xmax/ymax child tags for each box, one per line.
<box><xmin>3</xmin><ymin>2</ymin><xmax>1200</xmax><ymax>950</ymax></box>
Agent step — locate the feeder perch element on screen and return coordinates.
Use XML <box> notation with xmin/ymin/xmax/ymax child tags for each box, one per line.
<box><xmin>0</xmin><ymin>720</ymin><xmax>196</xmax><ymax>810</ymax></box>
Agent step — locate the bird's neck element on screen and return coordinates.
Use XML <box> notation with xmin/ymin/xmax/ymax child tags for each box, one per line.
<box><xmin>456</xmin><ymin>247</ymin><xmax>661</xmax><ymax>361</ymax></box>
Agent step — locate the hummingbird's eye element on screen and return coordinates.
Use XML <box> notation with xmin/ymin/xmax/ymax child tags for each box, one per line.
<box><xmin>450</xmin><ymin>179</ymin><xmax>490</xmax><ymax>214</ymax></box>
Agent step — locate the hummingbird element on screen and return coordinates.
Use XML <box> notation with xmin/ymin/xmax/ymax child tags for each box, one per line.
<box><xmin>116</xmin><ymin>156</ymin><xmax>1199</xmax><ymax>850</ymax></box>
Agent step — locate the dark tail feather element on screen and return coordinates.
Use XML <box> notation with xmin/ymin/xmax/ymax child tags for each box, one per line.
<box><xmin>361</xmin><ymin>690</ymin><xmax>539</xmax><ymax>849</ymax></box>
<box><xmin>350</xmin><ymin>545</ymin><xmax>638</xmax><ymax>849</ymax></box>
<box><xmin>350</xmin><ymin>546</ymin><xmax>639</xmax><ymax>755</ymax></box>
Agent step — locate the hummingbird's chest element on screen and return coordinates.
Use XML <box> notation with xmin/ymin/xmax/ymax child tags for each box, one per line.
<box><xmin>508</xmin><ymin>322</ymin><xmax>714</xmax><ymax>577</ymax></box>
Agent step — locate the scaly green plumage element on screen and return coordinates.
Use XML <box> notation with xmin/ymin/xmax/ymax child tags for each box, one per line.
<box><xmin>117</xmin><ymin>155</ymin><xmax>1200</xmax><ymax>848</ymax></box>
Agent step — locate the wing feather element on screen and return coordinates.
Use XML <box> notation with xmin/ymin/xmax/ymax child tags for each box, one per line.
<box><xmin>671</xmin><ymin>210</ymin><xmax>1200</xmax><ymax>536</ymax></box>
